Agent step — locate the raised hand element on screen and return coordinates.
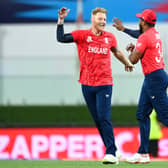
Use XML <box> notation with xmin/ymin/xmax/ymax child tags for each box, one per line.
<box><xmin>112</xmin><ymin>17</ymin><xmax>125</xmax><ymax>31</ymax></box>
<box><xmin>58</xmin><ymin>7</ymin><xmax>70</xmax><ymax>20</ymax></box>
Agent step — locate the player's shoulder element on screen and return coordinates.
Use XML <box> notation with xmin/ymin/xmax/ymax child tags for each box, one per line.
<box><xmin>72</xmin><ymin>29</ymin><xmax>89</xmax><ymax>34</ymax></box>
<box><xmin>138</xmin><ymin>32</ymin><xmax>147</xmax><ymax>40</ymax></box>
<box><xmin>103</xmin><ymin>30</ymin><xmax>114</xmax><ymax>36</ymax></box>
<box><xmin>103</xmin><ymin>30</ymin><xmax>116</xmax><ymax>39</ymax></box>
<box><xmin>139</xmin><ymin>28</ymin><xmax>157</xmax><ymax>41</ymax></box>
<box><xmin>71</xmin><ymin>29</ymin><xmax>90</xmax><ymax>39</ymax></box>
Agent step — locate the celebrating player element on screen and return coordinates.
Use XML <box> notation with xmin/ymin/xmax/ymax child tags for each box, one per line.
<box><xmin>113</xmin><ymin>12</ymin><xmax>165</xmax><ymax>160</ymax></box>
<box><xmin>57</xmin><ymin>7</ymin><xmax>134</xmax><ymax>164</ymax></box>
<box><xmin>113</xmin><ymin>9</ymin><xmax>168</xmax><ymax>163</ymax></box>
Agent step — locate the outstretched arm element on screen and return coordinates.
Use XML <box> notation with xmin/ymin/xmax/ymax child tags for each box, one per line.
<box><xmin>57</xmin><ymin>7</ymin><xmax>73</xmax><ymax>43</ymax></box>
<box><xmin>112</xmin><ymin>17</ymin><xmax>141</xmax><ymax>39</ymax></box>
<box><xmin>124</xmin><ymin>29</ymin><xmax>140</xmax><ymax>39</ymax></box>
<box><xmin>111</xmin><ymin>47</ymin><xmax>134</xmax><ymax>72</ymax></box>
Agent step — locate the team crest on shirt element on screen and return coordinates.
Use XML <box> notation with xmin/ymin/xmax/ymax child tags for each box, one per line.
<box><xmin>87</xmin><ymin>36</ymin><xmax>92</xmax><ymax>42</ymax></box>
<box><xmin>104</xmin><ymin>37</ymin><xmax>109</xmax><ymax>44</ymax></box>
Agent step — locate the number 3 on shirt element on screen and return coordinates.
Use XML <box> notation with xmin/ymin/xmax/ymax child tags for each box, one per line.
<box><xmin>155</xmin><ymin>42</ymin><xmax>163</xmax><ymax>63</ymax></box>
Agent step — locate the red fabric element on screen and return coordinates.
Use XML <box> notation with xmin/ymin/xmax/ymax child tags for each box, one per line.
<box><xmin>136</xmin><ymin>9</ymin><xmax>157</xmax><ymax>24</ymax></box>
<box><xmin>135</xmin><ymin>27</ymin><xmax>164</xmax><ymax>75</ymax></box>
<box><xmin>71</xmin><ymin>29</ymin><xmax>117</xmax><ymax>86</ymax></box>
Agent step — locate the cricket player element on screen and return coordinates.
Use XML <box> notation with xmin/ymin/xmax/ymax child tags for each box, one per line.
<box><xmin>113</xmin><ymin>9</ymin><xmax>168</xmax><ymax>163</ymax></box>
<box><xmin>113</xmin><ymin>13</ymin><xmax>164</xmax><ymax>159</ymax></box>
<box><xmin>57</xmin><ymin>7</ymin><xmax>134</xmax><ymax>164</ymax></box>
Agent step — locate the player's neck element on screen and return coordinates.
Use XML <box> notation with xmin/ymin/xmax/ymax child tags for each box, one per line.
<box><xmin>91</xmin><ymin>27</ymin><xmax>102</xmax><ymax>36</ymax></box>
<box><xmin>143</xmin><ymin>26</ymin><xmax>152</xmax><ymax>33</ymax></box>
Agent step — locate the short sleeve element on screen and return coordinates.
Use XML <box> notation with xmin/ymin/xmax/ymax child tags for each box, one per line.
<box><xmin>110</xmin><ymin>34</ymin><xmax>117</xmax><ymax>48</ymax></box>
<box><xmin>135</xmin><ymin>34</ymin><xmax>147</xmax><ymax>53</ymax></box>
<box><xmin>70</xmin><ymin>30</ymin><xmax>82</xmax><ymax>42</ymax></box>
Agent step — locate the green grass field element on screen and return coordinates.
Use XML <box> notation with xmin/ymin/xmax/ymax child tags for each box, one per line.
<box><xmin>0</xmin><ymin>160</ymin><xmax>167</xmax><ymax>168</ymax></box>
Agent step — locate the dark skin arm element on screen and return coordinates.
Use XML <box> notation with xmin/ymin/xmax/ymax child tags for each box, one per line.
<box><xmin>128</xmin><ymin>48</ymin><xmax>143</xmax><ymax>64</ymax></box>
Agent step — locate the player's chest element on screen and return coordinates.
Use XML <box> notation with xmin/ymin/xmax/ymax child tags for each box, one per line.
<box><xmin>84</xmin><ymin>35</ymin><xmax>111</xmax><ymax>46</ymax></box>
<box><xmin>83</xmin><ymin>35</ymin><xmax>111</xmax><ymax>55</ymax></box>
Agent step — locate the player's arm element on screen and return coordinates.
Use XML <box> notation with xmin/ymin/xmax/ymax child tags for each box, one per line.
<box><xmin>111</xmin><ymin>47</ymin><xmax>134</xmax><ymax>72</ymax></box>
<box><xmin>128</xmin><ymin>49</ymin><xmax>143</xmax><ymax>64</ymax></box>
<box><xmin>57</xmin><ymin>7</ymin><xmax>73</xmax><ymax>43</ymax></box>
<box><xmin>127</xmin><ymin>36</ymin><xmax>145</xmax><ymax>64</ymax></box>
<box><xmin>57</xmin><ymin>25</ymin><xmax>73</xmax><ymax>43</ymax></box>
<box><xmin>124</xmin><ymin>29</ymin><xmax>140</xmax><ymax>39</ymax></box>
<box><xmin>112</xmin><ymin>17</ymin><xmax>140</xmax><ymax>39</ymax></box>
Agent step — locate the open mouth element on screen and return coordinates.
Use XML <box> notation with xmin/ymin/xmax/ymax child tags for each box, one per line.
<box><xmin>98</xmin><ymin>23</ymin><xmax>105</xmax><ymax>27</ymax></box>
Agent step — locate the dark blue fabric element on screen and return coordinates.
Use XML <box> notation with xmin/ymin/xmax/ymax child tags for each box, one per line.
<box><xmin>124</xmin><ymin>28</ymin><xmax>140</xmax><ymax>39</ymax></box>
<box><xmin>57</xmin><ymin>24</ymin><xmax>73</xmax><ymax>43</ymax></box>
<box><xmin>81</xmin><ymin>84</ymin><xmax>117</xmax><ymax>155</ymax></box>
<box><xmin>137</xmin><ymin>69</ymin><xmax>168</xmax><ymax>153</ymax></box>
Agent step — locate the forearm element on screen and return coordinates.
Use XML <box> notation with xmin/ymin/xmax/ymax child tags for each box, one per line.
<box><xmin>128</xmin><ymin>52</ymin><xmax>136</xmax><ymax>64</ymax></box>
<box><xmin>114</xmin><ymin>50</ymin><xmax>131</xmax><ymax>66</ymax></box>
<box><xmin>57</xmin><ymin>17</ymin><xmax>64</xmax><ymax>25</ymax></box>
<box><xmin>124</xmin><ymin>28</ymin><xmax>140</xmax><ymax>39</ymax></box>
<box><xmin>57</xmin><ymin>24</ymin><xmax>73</xmax><ymax>43</ymax></box>
<box><xmin>128</xmin><ymin>52</ymin><xmax>139</xmax><ymax>64</ymax></box>
<box><xmin>128</xmin><ymin>50</ymin><xmax>142</xmax><ymax>64</ymax></box>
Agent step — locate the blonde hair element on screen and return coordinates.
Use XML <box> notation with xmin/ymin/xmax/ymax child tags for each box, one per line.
<box><xmin>92</xmin><ymin>8</ymin><xmax>107</xmax><ymax>15</ymax></box>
